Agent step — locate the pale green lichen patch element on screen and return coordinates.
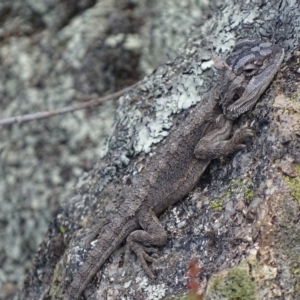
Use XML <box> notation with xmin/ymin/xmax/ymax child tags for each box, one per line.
<box><xmin>284</xmin><ymin>164</ymin><xmax>300</xmax><ymax>204</ymax></box>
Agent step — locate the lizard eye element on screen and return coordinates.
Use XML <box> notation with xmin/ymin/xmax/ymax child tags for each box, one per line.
<box><xmin>243</xmin><ymin>63</ymin><xmax>259</xmax><ymax>75</ymax></box>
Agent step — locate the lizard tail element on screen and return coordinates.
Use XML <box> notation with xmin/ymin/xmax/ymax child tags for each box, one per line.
<box><xmin>65</xmin><ymin>218</ymin><xmax>138</xmax><ymax>300</ymax></box>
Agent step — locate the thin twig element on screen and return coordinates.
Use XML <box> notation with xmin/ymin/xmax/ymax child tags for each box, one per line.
<box><xmin>0</xmin><ymin>84</ymin><xmax>136</xmax><ymax>126</ymax></box>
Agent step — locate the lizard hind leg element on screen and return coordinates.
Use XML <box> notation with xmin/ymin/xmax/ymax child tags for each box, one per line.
<box><xmin>124</xmin><ymin>207</ymin><xmax>167</xmax><ymax>279</ymax></box>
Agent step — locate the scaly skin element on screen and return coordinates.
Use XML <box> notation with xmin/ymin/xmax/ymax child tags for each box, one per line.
<box><xmin>49</xmin><ymin>41</ymin><xmax>284</xmax><ymax>300</ymax></box>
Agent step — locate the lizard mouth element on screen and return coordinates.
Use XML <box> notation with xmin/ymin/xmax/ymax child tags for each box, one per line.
<box><xmin>223</xmin><ymin>47</ymin><xmax>285</xmax><ymax>120</ymax></box>
<box><xmin>222</xmin><ymin>91</ymin><xmax>247</xmax><ymax>120</ymax></box>
<box><xmin>224</xmin><ymin>91</ymin><xmax>256</xmax><ymax>120</ymax></box>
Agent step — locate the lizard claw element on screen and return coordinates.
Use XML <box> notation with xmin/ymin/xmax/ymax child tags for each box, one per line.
<box><xmin>124</xmin><ymin>242</ymin><xmax>157</xmax><ymax>280</ymax></box>
<box><xmin>230</xmin><ymin>124</ymin><xmax>254</xmax><ymax>153</ymax></box>
<box><xmin>232</xmin><ymin>126</ymin><xmax>254</xmax><ymax>145</ymax></box>
<box><xmin>143</xmin><ymin>246</ymin><xmax>158</xmax><ymax>254</ymax></box>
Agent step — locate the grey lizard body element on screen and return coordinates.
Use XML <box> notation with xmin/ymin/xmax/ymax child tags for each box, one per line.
<box><xmin>52</xmin><ymin>41</ymin><xmax>284</xmax><ymax>300</ymax></box>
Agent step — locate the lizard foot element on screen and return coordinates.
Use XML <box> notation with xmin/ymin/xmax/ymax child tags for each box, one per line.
<box><xmin>124</xmin><ymin>242</ymin><xmax>157</xmax><ymax>279</ymax></box>
<box><xmin>231</xmin><ymin>124</ymin><xmax>254</xmax><ymax>150</ymax></box>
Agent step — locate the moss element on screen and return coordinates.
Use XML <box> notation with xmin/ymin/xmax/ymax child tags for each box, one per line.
<box><xmin>245</xmin><ymin>188</ymin><xmax>254</xmax><ymax>201</ymax></box>
<box><xmin>59</xmin><ymin>225</ymin><xmax>66</xmax><ymax>233</ymax></box>
<box><xmin>224</xmin><ymin>267</ymin><xmax>255</xmax><ymax>299</ymax></box>
<box><xmin>284</xmin><ymin>164</ymin><xmax>300</xmax><ymax>204</ymax></box>
<box><xmin>233</xmin><ymin>177</ymin><xmax>254</xmax><ymax>202</ymax></box>
<box><xmin>210</xmin><ymin>273</ymin><xmax>225</xmax><ymax>292</ymax></box>
<box><xmin>209</xmin><ymin>177</ymin><xmax>254</xmax><ymax>210</ymax></box>
<box><xmin>290</xmin><ymin>91</ymin><xmax>300</xmax><ymax>103</ymax></box>
<box><xmin>209</xmin><ymin>199</ymin><xmax>224</xmax><ymax>211</ymax></box>
<box><xmin>208</xmin><ymin>261</ymin><xmax>256</xmax><ymax>300</ymax></box>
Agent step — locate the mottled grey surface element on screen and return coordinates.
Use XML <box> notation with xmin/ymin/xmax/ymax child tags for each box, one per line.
<box><xmin>0</xmin><ymin>0</ymin><xmax>151</xmax><ymax>298</ymax></box>
<box><xmin>1</xmin><ymin>0</ymin><xmax>300</xmax><ymax>299</ymax></box>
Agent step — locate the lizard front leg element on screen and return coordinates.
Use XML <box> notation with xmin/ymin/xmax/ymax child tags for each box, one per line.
<box><xmin>124</xmin><ymin>206</ymin><xmax>167</xmax><ymax>279</ymax></box>
<box><xmin>194</xmin><ymin>117</ymin><xmax>254</xmax><ymax>160</ymax></box>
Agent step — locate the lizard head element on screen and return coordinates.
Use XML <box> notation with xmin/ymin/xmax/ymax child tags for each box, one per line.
<box><xmin>217</xmin><ymin>41</ymin><xmax>284</xmax><ymax>120</ymax></box>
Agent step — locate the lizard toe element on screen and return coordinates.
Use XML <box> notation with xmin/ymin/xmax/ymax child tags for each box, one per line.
<box><xmin>124</xmin><ymin>241</ymin><xmax>157</xmax><ymax>279</ymax></box>
<box><xmin>143</xmin><ymin>246</ymin><xmax>158</xmax><ymax>254</ymax></box>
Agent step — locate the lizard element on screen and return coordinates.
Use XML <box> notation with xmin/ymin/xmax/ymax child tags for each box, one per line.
<box><xmin>51</xmin><ymin>40</ymin><xmax>284</xmax><ymax>300</ymax></box>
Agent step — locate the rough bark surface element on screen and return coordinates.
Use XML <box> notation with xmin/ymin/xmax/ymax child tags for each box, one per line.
<box><xmin>0</xmin><ymin>0</ymin><xmax>299</xmax><ymax>299</ymax></box>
